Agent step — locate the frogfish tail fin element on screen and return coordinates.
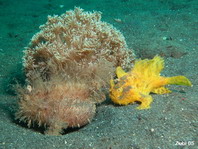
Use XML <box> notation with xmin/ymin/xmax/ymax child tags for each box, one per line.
<box><xmin>167</xmin><ymin>76</ymin><xmax>192</xmax><ymax>86</ymax></box>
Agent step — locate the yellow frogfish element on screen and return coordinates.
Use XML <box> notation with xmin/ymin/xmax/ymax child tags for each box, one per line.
<box><xmin>109</xmin><ymin>55</ymin><xmax>192</xmax><ymax>109</ymax></box>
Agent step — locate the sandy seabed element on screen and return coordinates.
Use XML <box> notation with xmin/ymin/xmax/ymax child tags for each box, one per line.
<box><xmin>0</xmin><ymin>0</ymin><xmax>197</xmax><ymax>148</ymax></box>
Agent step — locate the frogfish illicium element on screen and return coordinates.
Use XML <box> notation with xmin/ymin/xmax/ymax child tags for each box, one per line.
<box><xmin>109</xmin><ymin>56</ymin><xmax>192</xmax><ymax>109</ymax></box>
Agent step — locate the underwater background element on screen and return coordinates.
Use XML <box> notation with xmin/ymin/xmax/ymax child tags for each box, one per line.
<box><xmin>0</xmin><ymin>0</ymin><xmax>197</xmax><ymax>148</ymax></box>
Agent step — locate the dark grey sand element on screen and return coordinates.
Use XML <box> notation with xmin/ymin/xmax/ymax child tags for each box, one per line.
<box><xmin>0</xmin><ymin>0</ymin><xmax>197</xmax><ymax>148</ymax></box>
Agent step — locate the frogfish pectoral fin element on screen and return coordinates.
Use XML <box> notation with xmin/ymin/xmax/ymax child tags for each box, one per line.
<box><xmin>167</xmin><ymin>76</ymin><xmax>192</xmax><ymax>86</ymax></box>
<box><xmin>136</xmin><ymin>95</ymin><xmax>153</xmax><ymax>110</ymax></box>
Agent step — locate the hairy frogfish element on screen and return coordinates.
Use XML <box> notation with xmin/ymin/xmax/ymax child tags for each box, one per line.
<box><xmin>109</xmin><ymin>56</ymin><xmax>192</xmax><ymax>109</ymax></box>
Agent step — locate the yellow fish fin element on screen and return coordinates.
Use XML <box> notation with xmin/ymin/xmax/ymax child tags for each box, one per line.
<box><xmin>110</xmin><ymin>79</ymin><xmax>115</xmax><ymax>88</ymax></box>
<box><xmin>136</xmin><ymin>95</ymin><xmax>153</xmax><ymax>110</ymax></box>
<box><xmin>116</xmin><ymin>66</ymin><xmax>127</xmax><ymax>79</ymax></box>
<box><xmin>132</xmin><ymin>55</ymin><xmax>164</xmax><ymax>76</ymax></box>
<box><xmin>151</xmin><ymin>87</ymin><xmax>172</xmax><ymax>94</ymax></box>
<box><xmin>167</xmin><ymin>76</ymin><xmax>192</xmax><ymax>86</ymax></box>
